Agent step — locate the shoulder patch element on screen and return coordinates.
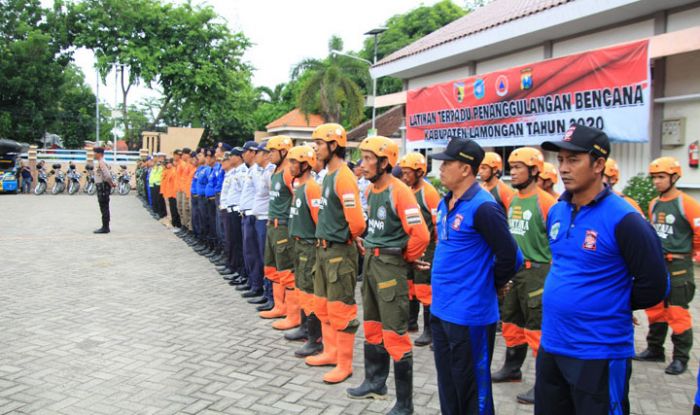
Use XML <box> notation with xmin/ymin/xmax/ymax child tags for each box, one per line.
<box><xmin>342</xmin><ymin>193</ymin><xmax>356</xmax><ymax>208</ymax></box>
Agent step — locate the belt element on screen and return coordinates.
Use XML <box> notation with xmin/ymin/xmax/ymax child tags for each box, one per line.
<box><xmin>665</xmin><ymin>253</ymin><xmax>691</xmax><ymax>262</ymax></box>
<box><xmin>293</xmin><ymin>237</ymin><xmax>315</xmax><ymax>245</ymax></box>
<box><xmin>226</xmin><ymin>206</ymin><xmax>234</xmax><ymax>213</ymax></box>
<box><xmin>232</xmin><ymin>205</ymin><xmax>240</xmax><ymax>212</ymax></box>
<box><xmin>192</xmin><ymin>195</ymin><xmax>199</xmax><ymax>198</ymax></box>
<box><xmin>523</xmin><ymin>260</ymin><xmax>548</xmax><ymax>269</ymax></box>
<box><xmin>370</xmin><ymin>247</ymin><xmax>403</xmax><ymax>257</ymax></box>
<box><xmin>208</xmin><ymin>196</ymin><xmax>216</xmax><ymax>201</ymax></box>
<box><xmin>242</xmin><ymin>210</ymin><xmax>253</xmax><ymax>217</ymax></box>
<box><xmin>317</xmin><ymin>239</ymin><xmax>352</xmax><ymax>249</ymax></box>
<box><xmin>270</xmin><ymin>218</ymin><xmax>288</xmax><ymax>228</ymax></box>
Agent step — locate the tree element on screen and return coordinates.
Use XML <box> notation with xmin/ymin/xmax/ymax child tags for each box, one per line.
<box><xmin>0</xmin><ymin>0</ymin><xmax>74</xmax><ymax>142</ymax></box>
<box><xmin>357</xmin><ymin>0</ymin><xmax>466</xmax><ymax>95</ymax></box>
<box><xmin>292</xmin><ymin>36</ymin><xmax>369</xmax><ymax>126</ymax></box>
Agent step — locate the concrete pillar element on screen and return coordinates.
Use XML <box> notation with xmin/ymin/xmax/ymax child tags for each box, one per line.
<box><xmin>28</xmin><ymin>145</ymin><xmax>38</xmax><ymax>182</ymax></box>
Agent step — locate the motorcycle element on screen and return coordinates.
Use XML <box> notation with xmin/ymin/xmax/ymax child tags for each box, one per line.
<box><xmin>117</xmin><ymin>165</ymin><xmax>131</xmax><ymax>195</ymax></box>
<box><xmin>83</xmin><ymin>164</ymin><xmax>96</xmax><ymax>195</ymax></box>
<box><xmin>49</xmin><ymin>163</ymin><xmax>65</xmax><ymax>195</ymax></box>
<box><xmin>34</xmin><ymin>165</ymin><xmax>48</xmax><ymax>195</ymax></box>
<box><xmin>67</xmin><ymin>164</ymin><xmax>81</xmax><ymax>195</ymax></box>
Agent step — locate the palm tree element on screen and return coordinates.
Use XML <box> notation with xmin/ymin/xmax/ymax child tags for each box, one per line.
<box><xmin>256</xmin><ymin>83</ymin><xmax>286</xmax><ymax>104</ymax></box>
<box><xmin>292</xmin><ymin>36</ymin><xmax>370</xmax><ymax>125</ymax></box>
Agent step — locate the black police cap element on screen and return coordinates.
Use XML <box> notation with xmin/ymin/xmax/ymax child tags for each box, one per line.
<box><xmin>542</xmin><ymin>124</ymin><xmax>610</xmax><ymax>160</ymax></box>
<box><xmin>431</xmin><ymin>138</ymin><xmax>485</xmax><ymax>172</ymax></box>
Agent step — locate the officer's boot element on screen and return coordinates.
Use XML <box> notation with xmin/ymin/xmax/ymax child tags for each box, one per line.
<box><xmin>285</xmin><ymin>310</ymin><xmax>308</xmax><ymax>341</ymax></box>
<box><xmin>491</xmin><ymin>344</ymin><xmax>527</xmax><ymax>382</ymax></box>
<box><xmin>407</xmin><ymin>299</ymin><xmax>419</xmax><ymax>332</ymax></box>
<box><xmin>295</xmin><ymin>313</ymin><xmax>323</xmax><ymax>357</ymax></box>
<box><xmin>667</xmin><ymin>328</ymin><xmax>692</xmax><ymax>375</ymax></box>
<box><xmin>388</xmin><ymin>353</ymin><xmax>413</xmax><ymax>415</ymax></box>
<box><xmin>323</xmin><ymin>331</ymin><xmax>354</xmax><ymax>384</ymax></box>
<box><xmin>635</xmin><ymin>322</ymin><xmax>668</xmax><ymax>362</ymax></box>
<box><xmin>259</xmin><ymin>281</ymin><xmax>287</xmax><ymax>319</ymax></box>
<box><xmin>346</xmin><ymin>343</ymin><xmax>390</xmax><ymax>400</ymax></box>
<box><xmin>273</xmin><ymin>289</ymin><xmax>301</xmax><ymax>330</ymax></box>
<box><xmin>414</xmin><ymin>306</ymin><xmax>432</xmax><ymax>347</ymax></box>
<box><xmin>306</xmin><ymin>322</ymin><xmax>337</xmax><ymax>366</ymax></box>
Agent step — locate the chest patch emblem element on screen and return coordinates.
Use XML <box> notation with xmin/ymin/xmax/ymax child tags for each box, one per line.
<box><xmin>377</xmin><ymin>206</ymin><xmax>387</xmax><ymax>220</ymax></box>
<box><xmin>583</xmin><ymin>229</ymin><xmax>598</xmax><ymax>251</ymax></box>
<box><xmin>549</xmin><ymin>222</ymin><xmax>560</xmax><ymax>240</ymax></box>
<box><xmin>451</xmin><ymin>214</ymin><xmax>464</xmax><ymax>231</ymax></box>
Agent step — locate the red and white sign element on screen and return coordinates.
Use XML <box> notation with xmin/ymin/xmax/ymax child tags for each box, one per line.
<box><xmin>406</xmin><ymin>40</ymin><xmax>651</xmax><ymax>149</ymax></box>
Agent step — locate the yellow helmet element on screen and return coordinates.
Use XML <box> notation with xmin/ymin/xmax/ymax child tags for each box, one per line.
<box><xmin>508</xmin><ymin>147</ymin><xmax>544</xmax><ymax>172</ymax></box>
<box><xmin>266</xmin><ymin>135</ymin><xmax>293</xmax><ymax>151</ymax></box>
<box><xmin>481</xmin><ymin>152</ymin><xmax>503</xmax><ymax>171</ymax></box>
<box><xmin>359</xmin><ymin>136</ymin><xmax>399</xmax><ymax>167</ymax></box>
<box><xmin>287</xmin><ymin>145</ymin><xmax>317</xmax><ymax>166</ymax></box>
<box><xmin>539</xmin><ymin>162</ymin><xmax>559</xmax><ymax>184</ymax></box>
<box><xmin>398</xmin><ymin>152</ymin><xmax>427</xmax><ymax>174</ymax></box>
<box><xmin>649</xmin><ymin>157</ymin><xmax>682</xmax><ymax>177</ymax></box>
<box><xmin>604</xmin><ymin>158</ymin><xmax>620</xmax><ymax>180</ymax></box>
<box><xmin>311</xmin><ymin>123</ymin><xmax>347</xmax><ymax>147</ymax></box>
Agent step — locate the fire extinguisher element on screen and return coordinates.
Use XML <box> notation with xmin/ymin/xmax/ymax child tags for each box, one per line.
<box><xmin>689</xmin><ymin>141</ymin><xmax>699</xmax><ymax>168</ymax></box>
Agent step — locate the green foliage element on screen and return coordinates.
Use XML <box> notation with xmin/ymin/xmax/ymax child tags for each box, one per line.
<box><xmin>429</xmin><ymin>176</ymin><xmax>447</xmax><ymax>197</ymax></box>
<box><xmin>357</xmin><ymin>0</ymin><xmax>466</xmax><ymax>95</ymax></box>
<box><xmin>292</xmin><ymin>38</ymin><xmax>370</xmax><ymax>126</ymax></box>
<box><xmin>69</xmin><ymin>0</ymin><xmax>256</xmax><ymax>143</ymax></box>
<box><xmin>622</xmin><ymin>173</ymin><xmax>655</xmax><ymax>215</ymax></box>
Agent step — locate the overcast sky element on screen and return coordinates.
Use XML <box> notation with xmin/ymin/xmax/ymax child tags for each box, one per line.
<box><xmin>42</xmin><ymin>0</ymin><xmax>447</xmax><ymax>108</ymax></box>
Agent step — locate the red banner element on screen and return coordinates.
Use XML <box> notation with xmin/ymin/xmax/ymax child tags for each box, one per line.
<box><xmin>406</xmin><ymin>40</ymin><xmax>650</xmax><ymax>149</ymax></box>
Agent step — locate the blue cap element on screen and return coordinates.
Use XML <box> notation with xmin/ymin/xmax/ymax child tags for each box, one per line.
<box><xmin>256</xmin><ymin>141</ymin><xmax>269</xmax><ymax>152</ymax></box>
<box><xmin>146</xmin><ymin>156</ymin><xmax>153</xmax><ymax>161</ymax></box>
<box><xmin>231</xmin><ymin>147</ymin><xmax>244</xmax><ymax>156</ymax></box>
<box><xmin>243</xmin><ymin>141</ymin><xmax>258</xmax><ymax>151</ymax></box>
<box><xmin>221</xmin><ymin>143</ymin><xmax>232</xmax><ymax>151</ymax></box>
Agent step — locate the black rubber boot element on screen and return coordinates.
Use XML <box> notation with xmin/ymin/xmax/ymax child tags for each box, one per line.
<box><xmin>414</xmin><ymin>306</ymin><xmax>432</xmax><ymax>347</ymax></box>
<box><xmin>407</xmin><ymin>299</ymin><xmax>419</xmax><ymax>332</ymax></box>
<box><xmin>346</xmin><ymin>343</ymin><xmax>390</xmax><ymax>400</ymax></box>
<box><xmin>285</xmin><ymin>311</ymin><xmax>309</xmax><ymax>342</ymax></box>
<box><xmin>387</xmin><ymin>354</ymin><xmax>413</xmax><ymax>414</ymax></box>
<box><xmin>295</xmin><ymin>313</ymin><xmax>323</xmax><ymax>357</ymax></box>
<box><xmin>491</xmin><ymin>344</ymin><xmax>527</xmax><ymax>383</ymax></box>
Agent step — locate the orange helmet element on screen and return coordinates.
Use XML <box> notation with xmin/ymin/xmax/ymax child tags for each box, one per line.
<box><xmin>398</xmin><ymin>152</ymin><xmax>427</xmax><ymax>174</ymax></box>
<box><xmin>481</xmin><ymin>152</ymin><xmax>503</xmax><ymax>171</ymax></box>
<box><xmin>287</xmin><ymin>145</ymin><xmax>317</xmax><ymax>166</ymax></box>
<box><xmin>604</xmin><ymin>158</ymin><xmax>620</xmax><ymax>180</ymax></box>
<box><xmin>266</xmin><ymin>135</ymin><xmax>293</xmax><ymax>151</ymax></box>
<box><xmin>311</xmin><ymin>123</ymin><xmax>347</xmax><ymax>147</ymax></box>
<box><xmin>539</xmin><ymin>162</ymin><xmax>558</xmax><ymax>183</ymax></box>
<box><xmin>359</xmin><ymin>136</ymin><xmax>399</xmax><ymax>167</ymax></box>
<box><xmin>649</xmin><ymin>157</ymin><xmax>682</xmax><ymax>177</ymax></box>
<box><xmin>508</xmin><ymin>147</ymin><xmax>544</xmax><ymax>172</ymax></box>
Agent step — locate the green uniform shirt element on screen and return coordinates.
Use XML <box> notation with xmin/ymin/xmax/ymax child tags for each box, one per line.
<box><xmin>316</xmin><ymin>169</ymin><xmax>347</xmax><ymax>242</ymax></box>
<box><xmin>289</xmin><ymin>182</ymin><xmax>316</xmax><ymax>241</ymax></box>
<box><xmin>365</xmin><ymin>183</ymin><xmax>408</xmax><ymax>249</ymax></box>
<box><xmin>269</xmin><ymin>169</ymin><xmax>293</xmax><ymax>220</ymax></box>
<box><xmin>651</xmin><ymin>197</ymin><xmax>693</xmax><ymax>253</ymax></box>
<box><xmin>416</xmin><ymin>188</ymin><xmax>435</xmax><ymax>238</ymax></box>
<box><xmin>508</xmin><ymin>190</ymin><xmax>551</xmax><ymax>263</ymax></box>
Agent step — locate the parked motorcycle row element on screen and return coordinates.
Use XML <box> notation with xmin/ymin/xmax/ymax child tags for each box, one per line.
<box><xmin>33</xmin><ymin>163</ymin><xmax>132</xmax><ymax>196</ymax></box>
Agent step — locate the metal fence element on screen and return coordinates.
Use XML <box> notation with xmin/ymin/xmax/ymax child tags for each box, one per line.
<box><xmin>20</xmin><ymin>149</ymin><xmax>141</xmax><ymax>164</ymax></box>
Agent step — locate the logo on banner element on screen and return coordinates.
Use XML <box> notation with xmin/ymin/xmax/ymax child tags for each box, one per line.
<box><xmin>520</xmin><ymin>68</ymin><xmax>533</xmax><ymax>90</ymax></box>
<box><xmin>473</xmin><ymin>79</ymin><xmax>485</xmax><ymax>99</ymax></box>
<box><xmin>495</xmin><ymin>75</ymin><xmax>508</xmax><ymax>97</ymax></box>
<box><xmin>454</xmin><ymin>82</ymin><xmax>466</xmax><ymax>103</ymax></box>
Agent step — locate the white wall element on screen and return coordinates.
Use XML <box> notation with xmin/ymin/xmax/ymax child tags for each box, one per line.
<box><xmin>408</xmin><ymin>64</ymin><xmax>473</xmax><ymax>90</ymax></box>
<box><xmin>667</xmin><ymin>6</ymin><xmax>700</xmax><ymax>32</ymax></box>
<box><xmin>475</xmin><ymin>46</ymin><xmax>545</xmax><ymax>74</ymax></box>
<box><xmin>552</xmin><ymin>19</ymin><xmax>655</xmax><ymax>57</ymax></box>
<box><xmin>660</xmin><ymin>50</ymin><xmax>700</xmax><ymax>199</ymax></box>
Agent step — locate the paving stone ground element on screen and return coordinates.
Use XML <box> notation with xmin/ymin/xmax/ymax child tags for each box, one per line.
<box><xmin>0</xmin><ymin>193</ymin><xmax>698</xmax><ymax>414</ymax></box>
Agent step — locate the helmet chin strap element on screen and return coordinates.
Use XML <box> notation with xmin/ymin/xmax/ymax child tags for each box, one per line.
<box><xmin>293</xmin><ymin>163</ymin><xmax>310</xmax><ymax>179</ymax></box>
<box><xmin>481</xmin><ymin>168</ymin><xmax>494</xmax><ymax>183</ymax></box>
<box><xmin>659</xmin><ymin>174</ymin><xmax>679</xmax><ymax>196</ymax></box>
<box><xmin>368</xmin><ymin>158</ymin><xmax>387</xmax><ymax>183</ymax></box>
<box><xmin>321</xmin><ymin>142</ymin><xmax>333</xmax><ymax>168</ymax></box>
<box><xmin>512</xmin><ymin>167</ymin><xmax>537</xmax><ymax>191</ymax></box>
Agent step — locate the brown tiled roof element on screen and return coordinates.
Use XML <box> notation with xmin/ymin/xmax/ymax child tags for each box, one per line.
<box><xmin>266</xmin><ymin>108</ymin><xmax>325</xmax><ymax>130</ymax></box>
<box><xmin>348</xmin><ymin>105</ymin><xmax>404</xmax><ymax>141</ymax></box>
<box><xmin>375</xmin><ymin>0</ymin><xmax>573</xmax><ymax>67</ymax></box>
